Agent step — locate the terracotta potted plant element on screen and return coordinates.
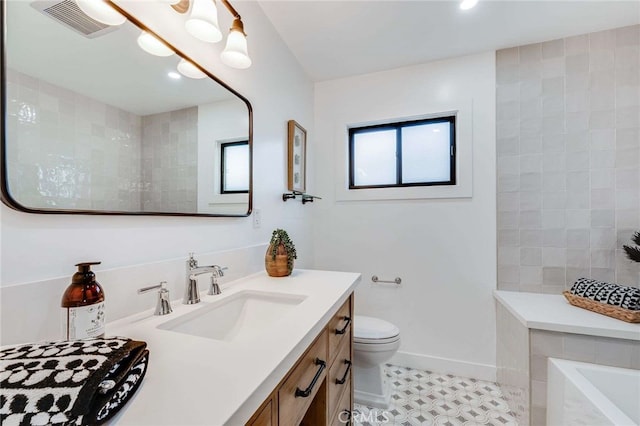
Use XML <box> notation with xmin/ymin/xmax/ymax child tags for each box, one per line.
<box><xmin>265</xmin><ymin>229</ymin><xmax>297</xmax><ymax>277</ymax></box>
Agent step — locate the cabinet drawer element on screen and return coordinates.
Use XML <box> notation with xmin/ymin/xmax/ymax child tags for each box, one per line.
<box><xmin>278</xmin><ymin>330</ymin><xmax>328</xmax><ymax>426</ymax></box>
<box><xmin>328</xmin><ymin>298</ymin><xmax>351</xmax><ymax>363</ymax></box>
<box><xmin>330</xmin><ymin>377</ymin><xmax>352</xmax><ymax>426</ymax></box>
<box><xmin>328</xmin><ymin>337</ymin><xmax>352</xmax><ymax>420</ymax></box>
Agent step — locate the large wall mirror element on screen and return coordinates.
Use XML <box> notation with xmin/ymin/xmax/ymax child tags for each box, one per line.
<box><xmin>1</xmin><ymin>0</ymin><xmax>252</xmax><ymax>216</ymax></box>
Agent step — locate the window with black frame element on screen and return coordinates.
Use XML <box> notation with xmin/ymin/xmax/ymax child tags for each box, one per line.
<box><xmin>348</xmin><ymin>116</ymin><xmax>456</xmax><ymax>189</ymax></box>
<box><xmin>220</xmin><ymin>141</ymin><xmax>249</xmax><ymax>194</ymax></box>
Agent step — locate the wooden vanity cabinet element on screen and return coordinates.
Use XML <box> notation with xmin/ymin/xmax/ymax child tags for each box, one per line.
<box><xmin>246</xmin><ymin>294</ymin><xmax>353</xmax><ymax>426</ymax></box>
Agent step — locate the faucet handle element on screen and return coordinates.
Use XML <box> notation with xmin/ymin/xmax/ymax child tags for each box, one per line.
<box><xmin>208</xmin><ymin>275</ymin><xmax>221</xmax><ymax>295</ymax></box>
<box><xmin>207</xmin><ymin>266</ymin><xmax>228</xmax><ymax>295</ymax></box>
<box><xmin>138</xmin><ymin>281</ymin><xmax>173</xmax><ymax>316</ymax></box>
<box><xmin>214</xmin><ymin>266</ymin><xmax>228</xmax><ymax>277</ymax></box>
<box><xmin>188</xmin><ymin>252</ymin><xmax>198</xmax><ymax>268</ymax></box>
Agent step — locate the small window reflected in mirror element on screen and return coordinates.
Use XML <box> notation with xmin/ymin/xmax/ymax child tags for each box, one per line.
<box><xmin>221</xmin><ymin>141</ymin><xmax>249</xmax><ymax>194</ymax></box>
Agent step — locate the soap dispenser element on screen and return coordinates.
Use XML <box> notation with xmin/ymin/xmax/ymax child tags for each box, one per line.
<box><xmin>61</xmin><ymin>262</ymin><xmax>106</xmax><ymax>340</ymax></box>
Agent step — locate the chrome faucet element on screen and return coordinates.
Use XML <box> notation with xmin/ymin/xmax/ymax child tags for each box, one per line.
<box><xmin>184</xmin><ymin>253</ymin><xmax>227</xmax><ymax>304</ymax></box>
<box><xmin>138</xmin><ymin>281</ymin><xmax>173</xmax><ymax>316</ymax></box>
<box><xmin>207</xmin><ymin>266</ymin><xmax>226</xmax><ymax>295</ymax></box>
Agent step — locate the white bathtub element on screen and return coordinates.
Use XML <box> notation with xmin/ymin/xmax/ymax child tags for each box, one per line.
<box><xmin>547</xmin><ymin>358</ymin><xmax>640</xmax><ymax>426</ymax></box>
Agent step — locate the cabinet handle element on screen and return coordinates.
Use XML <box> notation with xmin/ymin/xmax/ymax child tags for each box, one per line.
<box><xmin>295</xmin><ymin>358</ymin><xmax>326</xmax><ymax>398</ymax></box>
<box><xmin>335</xmin><ymin>359</ymin><xmax>352</xmax><ymax>385</ymax></box>
<box><xmin>335</xmin><ymin>316</ymin><xmax>351</xmax><ymax>335</ymax></box>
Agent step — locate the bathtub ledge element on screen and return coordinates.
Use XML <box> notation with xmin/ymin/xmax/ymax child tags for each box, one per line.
<box><xmin>494</xmin><ymin>290</ymin><xmax>640</xmax><ymax>341</ymax></box>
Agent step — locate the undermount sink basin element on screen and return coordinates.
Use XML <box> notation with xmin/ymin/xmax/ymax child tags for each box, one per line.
<box><xmin>158</xmin><ymin>290</ymin><xmax>307</xmax><ymax>342</ymax></box>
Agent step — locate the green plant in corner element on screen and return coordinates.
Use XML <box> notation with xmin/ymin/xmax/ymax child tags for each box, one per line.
<box><xmin>269</xmin><ymin>228</ymin><xmax>297</xmax><ymax>273</ymax></box>
<box><xmin>623</xmin><ymin>231</ymin><xmax>640</xmax><ymax>263</ymax></box>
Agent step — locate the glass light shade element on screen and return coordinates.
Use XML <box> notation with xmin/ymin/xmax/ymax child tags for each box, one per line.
<box><xmin>137</xmin><ymin>31</ymin><xmax>174</xmax><ymax>57</ymax></box>
<box><xmin>76</xmin><ymin>0</ymin><xmax>126</xmax><ymax>26</ymax></box>
<box><xmin>221</xmin><ymin>30</ymin><xmax>251</xmax><ymax>69</ymax></box>
<box><xmin>177</xmin><ymin>59</ymin><xmax>207</xmax><ymax>79</ymax></box>
<box><xmin>163</xmin><ymin>0</ymin><xmax>181</xmax><ymax>4</ymax></box>
<box><xmin>459</xmin><ymin>0</ymin><xmax>478</xmax><ymax>10</ymax></box>
<box><xmin>185</xmin><ymin>0</ymin><xmax>222</xmax><ymax>43</ymax></box>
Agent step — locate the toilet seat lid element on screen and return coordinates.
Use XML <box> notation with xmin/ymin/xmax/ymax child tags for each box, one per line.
<box><xmin>354</xmin><ymin>315</ymin><xmax>400</xmax><ymax>340</ymax></box>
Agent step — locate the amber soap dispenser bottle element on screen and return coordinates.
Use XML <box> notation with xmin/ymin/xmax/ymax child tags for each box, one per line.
<box><xmin>61</xmin><ymin>262</ymin><xmax>106</xmax><ymax>340</ymax></box>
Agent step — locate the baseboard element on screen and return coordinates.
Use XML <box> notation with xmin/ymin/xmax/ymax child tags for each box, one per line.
<box><xmin>389</xmin><ymin>350</ymin><xmax>497</xmax><ymax>382</ymax></box>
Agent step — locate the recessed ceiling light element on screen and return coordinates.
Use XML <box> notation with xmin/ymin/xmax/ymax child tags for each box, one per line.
<box><xmin>460</xmin><ymin>0</ymin><xmax>478</xmax><ymax>10</ymax></box>
<box><xmin>168</xmin><ymin>71</ymin><xmax>181</xmax><ymax>79</ymax></box>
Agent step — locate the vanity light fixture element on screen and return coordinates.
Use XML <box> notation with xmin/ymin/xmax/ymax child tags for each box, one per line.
<box><xmin>459</xmin><ymin>0</ymin><xmax>478</xmax><ymax>10</ymax></box>
<box><xmin>185</xmin><ymin>0</ymin><xmax>222</xmax><ymax>43</ymax></box>
<box><xmin>171</xmin><ymin>0</ymin><xmax>252</xmax><ymax>69</ymax></box>
<box><xmin>177</xmin><ymin>58</ymin><xmax>207</xmax><ymax>79</ymax></box>
<box><xmin>137</xmin><ymin>31</ymin><xmax>174</xmax><ymax>57</ymax></box>
<box><xmin>221</xmin><ymin>18</ymin><xmax>251</xmax><ymax>69</ymax></box>
<box><xmin>75</xmin><ymin>0</ymin><xmax>126</xmax><ymax>26</ymax></box>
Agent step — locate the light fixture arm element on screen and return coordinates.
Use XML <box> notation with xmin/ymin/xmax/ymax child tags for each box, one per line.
<box><xmin>219</xmin><ymin>0</ymin><xmax>241</xmax><ymax>20</ymax></box>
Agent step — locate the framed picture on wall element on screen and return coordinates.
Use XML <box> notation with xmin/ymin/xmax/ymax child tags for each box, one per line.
<box><xmin>288</xmin><ymin>120</ymin><xmax>307</xmax><ymax>192</ymax></box>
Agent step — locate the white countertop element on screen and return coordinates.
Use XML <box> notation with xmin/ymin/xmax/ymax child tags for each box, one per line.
<box><xmin>106</xmin><ymin>269</ymin><xmax>361</xmax><ymax>425</ymax></box>
<box><xmin>494</xmin><ymin>290</ymin><xmax>640</xmax><ymax>341</ymax></box>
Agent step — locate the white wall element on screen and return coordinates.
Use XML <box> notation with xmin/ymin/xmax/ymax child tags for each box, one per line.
<box><xmin>197</xmin><ymin>99</ymin><xmax>249</xmax><ymax>214</ymax></box>
<box><xmin>312</xmin><ymin>52</ymin><xmax>498</xmax><ymax>379</ymax></box>
<box><xmin>1</xmin><ymin>1</ymin><xmax>314</xmax><ymax>286</ymax></box>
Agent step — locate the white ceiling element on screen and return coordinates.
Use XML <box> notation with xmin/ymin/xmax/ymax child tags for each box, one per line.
<box><xmin>258</xmin><ymin>0</ymin><xmax>640</xmax><ymax>82</ymax></box>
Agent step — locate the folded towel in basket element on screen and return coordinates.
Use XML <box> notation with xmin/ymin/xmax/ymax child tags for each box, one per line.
<box><xmin>0</xmin><ymin>337</ymin><xmax>148</xmax><ymax>425</ymax></box>
<box><xmin>570</xmin><ymin>278</ymin><xmax>640</xmax><ymax>311</ymax></box>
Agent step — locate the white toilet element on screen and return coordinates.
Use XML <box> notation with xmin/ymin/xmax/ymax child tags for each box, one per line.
<box><xmin>353</xmin><ymin>315</ymin><xmax>401</xmax><ymax>408</ymax></box>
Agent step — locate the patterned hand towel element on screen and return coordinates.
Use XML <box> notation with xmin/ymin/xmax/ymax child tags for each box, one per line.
<box><xmin>570</xmin><ymin>278</ymin><xmax>640</xmax><ymax>311</ymax></box>
<box><xmin>0</xmin><ymin>337</ymin><xmax>148</xmax><ymax>425</ymax></box>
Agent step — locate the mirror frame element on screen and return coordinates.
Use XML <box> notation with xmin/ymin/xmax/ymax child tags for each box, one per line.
<box><xmin>0</xmin><ymin>0</ymin><xmax>253</xmax><ymax>217</ymax></box>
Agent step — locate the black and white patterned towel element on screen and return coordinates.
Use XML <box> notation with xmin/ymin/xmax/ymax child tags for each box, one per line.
<box><xmin>0</xmin><ymin>337</ymin><xmax>149</xmax><ymax>425</ymax></box>
<box><xmin>571</xmin><ymin>278</ymin><xmax>640</xmax><ymax>311</ymax></box>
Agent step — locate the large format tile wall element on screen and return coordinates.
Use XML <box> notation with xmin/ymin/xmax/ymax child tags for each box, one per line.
<box><xmin>495</xmin><ymin>304</ymin><xmax>529</xmax><ymax>425</ymax></box>
<box><xmin>528</xmin><ymin>328</ymin><xmax>640</xmax><ymax>425</ymax></box>
<box><xmin>495</xmin><ymin>24</ymin><xmax>640</xmax><ymax>426</ymax></box>
<box><xmin>496</xmin><ymin>25</ymin><xmax>640</xmax><ymax>293</ymax></box>
<box><xmin>496</xmin><ymin>304</ymin><xmax>640</xmax><ymax>426</ymax></box>
<box><xmin>141</xmin><ymin>107</ymin><xmax>198</xmax><ymax>212</ymax></box>
<box><xmin>5</xmin><ymin>69</ymin><xmax>199</xmax><ymax>213</ymax></box>
<box><xmin>6</xmin><ymin>69</ymin><xmax>143</xmax><ymax>210</ymax></box>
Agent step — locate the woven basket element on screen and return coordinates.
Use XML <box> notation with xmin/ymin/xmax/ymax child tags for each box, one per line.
<box><xmin>563</xmin><ymin>291</ymin><xmax>640</xmax><ymax>323</ymax></box>
<box><xmin>265</xmin><ymin>243</ymin><xmax>293</xmax><ymax>277</ymax></box>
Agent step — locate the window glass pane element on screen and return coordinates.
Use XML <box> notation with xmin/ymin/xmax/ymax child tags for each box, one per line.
<box><xmin>401</xmin><ymin>122</ymin><xmax>451</xmax><ymax>183</ymax></box>
<box><xmin>352</xmin><ymin>129</ymin><xmax>396</xmax><ymax>186</ymax></box>
<box><xmin>223</xmin><ymin>143</ymin><xmax>249</xmax><ymax>192</ymax></box>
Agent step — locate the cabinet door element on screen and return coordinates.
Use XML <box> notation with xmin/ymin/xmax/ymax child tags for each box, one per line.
<box><xmin>330</xmin><ymin>379</ymin><xmax>352</xmax><ymax>426</ymax></box>
<box><xmin>246</xmin><ymin>397</ymin><xmax>275</xmax><ymax>426</ymax></box>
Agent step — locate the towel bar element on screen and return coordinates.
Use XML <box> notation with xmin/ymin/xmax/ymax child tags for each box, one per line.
<box><xmin>371</xmin><ymin>275</ymin><xmax>401</xmax><ymax>285</ymax></box>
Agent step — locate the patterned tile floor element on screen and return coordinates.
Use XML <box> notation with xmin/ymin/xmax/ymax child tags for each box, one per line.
<box><xmin>352</xmin><ymin>364</ymin><xmax>519</xmax><ymax>426</ymax></box>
